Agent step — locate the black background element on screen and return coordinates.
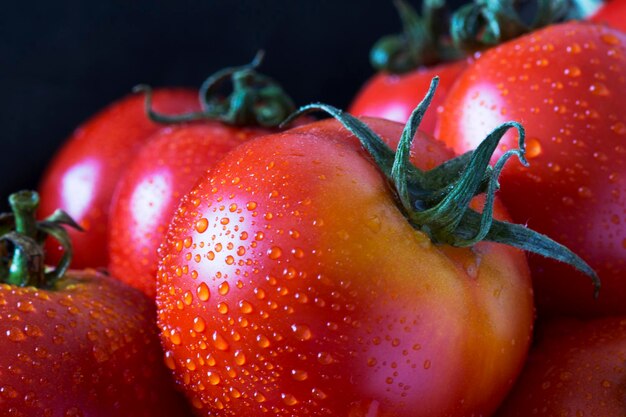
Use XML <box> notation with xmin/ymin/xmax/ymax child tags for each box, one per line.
<box><xmin>0</xmin><ymin>0</ymin><xmax>466</xmax><ymax>210</ymax></box>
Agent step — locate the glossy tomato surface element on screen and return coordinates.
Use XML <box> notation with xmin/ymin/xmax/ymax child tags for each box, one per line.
<box><xmin>591</xmin><ymin>0</ymin><xmax>626</xmax><ymax>32</ymax></box>
<box><xmin>38</xmin><ymin>89</ymin><xmax>200</xmax><ymax>269</ymax></box>
<box><xmin>495</xmin><ymin>316</ymin><xmax>626</xmax><ymax>416</ymax></box>
<box><xmin>109</xmin><ymin>122</ymin><xmax>271</xmax><ymax>298</ymax></box>
<box><xmin>0</xmin><ymin>270</ymin><xmax>193</xmax><ymax>417</ymax></box>
<box><xmin>436</xmin><ymin>22</ymin><xmax>626</xmax><ymax>317</ymax></box>
<box><xmin>156</xmin><ymin>117</ymin><xmax>534</xmax><ymax>417</ymax></box>
<box><xmin>349</xmin><ymin>60</ymin><xmax>468</xmax><ymax>133</ymax></box>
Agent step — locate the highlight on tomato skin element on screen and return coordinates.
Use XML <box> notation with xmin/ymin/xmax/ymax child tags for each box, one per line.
<box><xmin>349</xmin><ymin>59</ymin><xmax>468</xmax><ymax>133</ymax></box>
<box><xmin>155</xmin><ymin>115</ymin><xmax>535</xmax><ymax>417</ymax></box>
<box><xmin>38</xmin><ymin>89</ymin><xmax>200</xmax><ymax>270</ymax></box>
<box><xmin>436</xmin><ymin>21</ymin><xmax>626</xmax><ymax>317</ymax></box>
<box><xmin>108</xmin><ymin>123</ymin><xmax>272</xmax><ymax>298</ymax></box>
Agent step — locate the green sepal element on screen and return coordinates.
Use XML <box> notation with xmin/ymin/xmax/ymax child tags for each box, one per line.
<box><xmin>0</xmin><ymin>191</ymin><xmax>83</xmax><ymax>288</ymax></box>
<box><xmin>451</xmin><ymin>0</ymin><xmax>579</xmax><ymax>51</ymax></box>
<box><xmin>283</xmin><ymin>77</ymin><xmax>599</xmax><ymax>294</ymax></box>
<box><xmin>134</xmin><ymin>51</ymin><xmax>295</xmax><ymax>128</ymax></box>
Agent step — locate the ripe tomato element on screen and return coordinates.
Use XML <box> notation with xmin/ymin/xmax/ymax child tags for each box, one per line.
<box><xmin>590</xmin><ymin>0</ymin><xmax>626</xmax><ymax>31</ymax></box>
<box><xmin>494</xmin><ymin>316</ymin><xmax>626</xmax><ymax>416</ymax></box>
<box><xmin>436</xmin><ymin>22</ymin><xmax>626</xmax><ymax>317</ymax></box>
<box><xmin>38</xmin><ymin>89</ymin><xmax>200</xmax><ymax>269</ymax></box>
<box><xmin>0</xmin><ymin>191</ymin><xmax>193</xmax><ymax>417</ymax></box>
<box><xmin>349</xmin><ymin>60</ymin><xmax>468</xmax><ymax>132</ymax></box>
<box><xmin>156</xmin><ymin>115</ymin><xmax>534</xmax><ymax>416</ymax></box>
<box><xmin>108</xmin><ymin>123</ymin><xmax>271</xmax><ymax>298</ymax></box>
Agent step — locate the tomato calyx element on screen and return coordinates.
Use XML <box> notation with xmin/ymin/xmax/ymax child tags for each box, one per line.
<box><xmin>283</xmin><ymin>77</ymin><xmax>600</xmax><ymax>294</ymax></box>
<box><xmin>0</xmin><ymin>191</ymin><xmax>82</xmax><ymax>288</ymax></box>
<box><xmin>371</xmin><ymin>0</ymin><xmax>462</xmax><ymax>74</ymax></box>
<box><xmin>134</xmin><ymin>51</ymin><xmax>295</xmax><ymax>127</ymax></box>
<box><xmin>451</xmin><ymin>0</ymin><xmax>599</xmax><ymax>51</ymax></box>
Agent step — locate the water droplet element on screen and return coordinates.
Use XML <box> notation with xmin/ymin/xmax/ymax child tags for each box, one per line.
<box><xmin>169</xmin><ymin>329</ymin><xmax>182</xmax><ymax>345</ymax></box>
<box><xmin>385</xmin><ymin>377</ymin><xmax>394</xmax><ymax>384</ymax></box>
<box><xmin>212</xmin><ymin>331</ymin><xmax>230</xmax><ymax>351</ymax></box>
<box><xmin>193</xmin><ymin>316</ymin><xmax>206</xmax><ymax>333</ymax></box>
<box><xmin>281</xmin><ymin>393</ymin><xmax>299</xmax><ymax>406</ymax></box>
<box><xmin>423</xmin><ymin>360</ymin><xmax>431</xmax><ymax>369</ymax></box>
<box><xmin>312</xmin><ymin>388</ymin><xmax>327</xmax><ymax>400</ymax></box>
<box><xmin>365</xmin><ymin>215</ymin><xmax>382</xmax><ymax>233</ymax></box>
<box><xmin>291</xmin><ymin>369</ymin><xmax>308</xmax><ymax>381</ymax></box>
<box><xmin>16</xmin><ymin>300</ymin><xmax>35</xmax><ymax>313</ymax></box>
<box><xmin>578</xmin><ymin>186</ymin><xmax>593</xmax><ymax>198</ymax></box>
<box><xmin>291</xmin><ymin>324</ymin><xmax>312</xmax><ymax>341</ymax></box>
<box><xmin>207</xmin><ymin>371</ymin><xmax>221</xmax><ymax>385</ymax></box>
<box><xmin>268</xmin><ymin>247</ymin><xmax>282</xmax><ymax>260</ymax></box>
<box><xmin>367</xmin><ymin>357</ymin><xmax>378</xmax><ymax>367</ymax></box>
<box><xmin>611</xmin><ymin>122</ymin><xmax>626</xmax><ymax>135</ymax></box>
<box><xmin>601</xmin><ymin>33</ymin><xmax>620</xmax><ymax>45</ymax></box>
<box><xmin>197</xmin><ymin>282</ymin><xmax>211</xmax><ymax>301</ymax></box>
<box><xmin>6</xmin><ymin>327</ymin><xmax>26</xmax><ymax>342</ymax></box>
<box><xmin>564</xmin><ymin>66</ymin><xmax>581</xmax><ymax>77</ymax></box>
<box><xmin>217</xmin><ymin>302</ymin><xmax>229</xmax><ymax>314</ymax></box>
<box><xmin>317</xmin><ymin>352</ymin><xmax>334</xmax><ymax>365</ymax></box>
<box><xmin>195</xmin><ymin>218</ymin><xmax>208</xmax><ymax>233</ymax></box>
<box><xmin>257</xmin><ymin>334</ymin><xmax>271</xmax><ymax>348</ymax></box>
<box><xmin>590</xmin><ymin>82</ymin><xmax>610</xmax><ymax>96</ymax></box>
<box><xmin>525</xmin><ymin>137</ymin><xmax>543</xmax><ymax>158</ymax></box>
<box><xmin>234</xmin><ymin>350</ymin><xmax>247</xmax><ymax>365</ymax></box>
<box><xmin>239</xmin><ymin>300</ymin><xmax>253</xmax><ymax>314</ymax></box>
<box><xmin>218</xmin><ymin>281</ymin><xmax>230</xmax><ymax>295</ymax></box>
<box><xmin>164</xmin><ymin>350</ymin><xmax>176</xmax><ymax>370</ymax></box>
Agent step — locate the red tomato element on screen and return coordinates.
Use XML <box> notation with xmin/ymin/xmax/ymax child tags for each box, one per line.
<box><xmin>436</xmin><ymin>22</ymin><xmax>626</xmax><ymax>317</ymax></box>
<box><xmin>108</xmin><ymin>123</ymin><xmax>271</xmax><ymax>298</ymax></box>
<box><xmin>38</xmin><ymin>89</ymin><xmax>200</xmax><ymax>269</ymax></box>
<box><xmin>494</xmin><ymin>316</ymin><xmax>626</xmax><ymax>416</ymax></box>
<box><xmin>0</xmin><ymin>191</ymin><xmax>193</xmax><ymax>417</ymax></box>
<box><xmin>156</xmin><ymin>116</ymin><xmax>534</xmax><ymax>416</ymax></box>
<box><xmin>591</xmin><ymin>0</ymin><xmax>626</xmax><ymax>32</ymax></box>
<box><xmin>349</xmin><ymin>60</ymin><xmax>468</xmax><ymax>132</ymax></box>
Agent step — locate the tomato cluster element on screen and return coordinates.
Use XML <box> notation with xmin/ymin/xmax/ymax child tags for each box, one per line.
<box><xmin>3</xmin><ymin>1</ymin><xmax>626</xmax><ymax>416</ymax></box>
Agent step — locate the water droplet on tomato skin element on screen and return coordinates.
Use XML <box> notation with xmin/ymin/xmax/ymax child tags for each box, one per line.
<box><xmin>291</xmin><ymin>324</ymin><xmax>312</xmax><ymax>341</ymax></box>
<box><xmin>281</xmin><ymin>393</ymin><xmax>298</xmax><ymax>406</ymax></box>
<box><xmin>196</xmin><ymin>282</ymin><xmax>211</xmax><ymax>301</ymax></box>
<box><xmin>218</xmin><ymin>281</ymin><xmax>230</xmax><ymax>295</ymax></box>
<box><xmin>212</xmin><ymin>331</ymin><xmax>230</xmax><ymax>351</ymax></box>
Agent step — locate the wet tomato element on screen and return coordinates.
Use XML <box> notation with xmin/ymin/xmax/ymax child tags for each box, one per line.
<box><xmin>0</xmin><ymin>191</ymin><xmax>193</xmax><ymax>417</ymax></box>
<box><xmin>349</xmin><ymin>60</ymin><xmax>468</xmax><ymax>132</ymax></box>
<box><xmin>156</xmin><ymin>115</ymin><xmax>534</xmax><ymax>417</ymax></box>
<box><xmin>436</xmin><ymin>22</ymin><xmax>626</xmax><ymax>317</ymax></box>
<box><xmin>495</xmin><ymin>316</ymin><xmax>626</xmax><ymax>416</ymax></box>
<box><xmin>108</xmin><ymin>123</ymin><xmax>271</xmax><ymax>298</ymax></box>
<box><xmin>38</xmin><ymin>89</ymin><xmax>200</xmax><ymax>269</ymax></box>
<box><xmin>591</xmin><ymin>0</ymin><xmax>626</xmax><ymax>32</ymax></box>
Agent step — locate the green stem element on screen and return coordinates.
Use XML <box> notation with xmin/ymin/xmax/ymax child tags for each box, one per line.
<box><xmin>6</xmin><ymin>191</ymin><xmax>43</xmax><ymax>286</ymax></box>
<box><xmin>282</xmin><ymin>78</ymin><xmax>600</xmax><ymax>296</ymax></box>
<box><xmin>451</xmin><ymin>0</ymin><xmax>591</xmax><ymax>51</ymax></box>
<box><xmin>370</xmin><ymin>0</ymin><xmax>460</xmax><ymax>74</ymax></box>
<box><xmin>1</xmin><ymin>191</ymin><xmax>82</xmax><ymax>288</ymax></box>
<box><xmin>134</xmin><ymin>52</ymin><xmax>295</xmax><ymax>128</ymax></box>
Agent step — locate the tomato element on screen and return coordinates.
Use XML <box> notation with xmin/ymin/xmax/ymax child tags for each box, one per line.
<box><xmin>156</xmin><ymin>114</ymin><xmax>535</xmax><ymax>416</ymax></box>
<box><xmin>436</xmin><ymin>22</ymin><xmax>626</xmax><ymax>317</ymax></box>
<box><xmin>38</xmin><ymin>89</ymin><xmax>200</xmax><ymax>269</ymax></box>
<box><xmin>494</xmin><ymin>316</ymin><xmax>626</xmax><ymax>416</ymax></box>
<box><xmin>590</xmin><ymin>0</ymin><xmax>626</xmax><ymax>31</ymax></box>
<box><xmin>0</xmin><ymin>191</ymin><xmax>193</xmax><ymax>417</ymax></box>
<box><xmin>108</xmin><ymin>122</ymin><xmax>272</xmax><ymax>298</ymax></box>
<box><xmin>349</xmin><ymin>60</ymin><xmax>468</xmax><ymax>132</ymax></box>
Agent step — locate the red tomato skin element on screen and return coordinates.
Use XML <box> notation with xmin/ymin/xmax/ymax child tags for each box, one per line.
<box><xmin>436</xmin><ymin>22</ymin><xmax>626</xmax><ymax>317</ymax></box>
<box><xmin>591</xmin><ymin>0</ymin><xmax>626</xmax><ymax>32</ymax></box>
<box><xmin>108</xmin><ymin>123</ymin><xmax>271</xmax><ymax>298</ymax></box>
<box><xmin>495</xmin><ymin>316</ymin><xmax>626</xmax><ymax>416</ymax></box>
<box><xmin>38</xmin><ymin>89</ymin><xmax>200</xmax><ymax>269</ymax></box>
<box><xmin>0</xmin><ymin>271</ymin><xmax>193</xmax><ymax>417</ymax></box>
<box><xmin>349</xmin><ymin>60</ymin><xmax>468</xmax><ymax>133</ymax></box>
<box><xmin>156</xmin><ymin>117</ymin><xmax>534</xmax><ymax>417</ymax></box>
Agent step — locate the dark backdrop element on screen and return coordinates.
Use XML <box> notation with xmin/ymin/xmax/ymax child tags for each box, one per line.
<box><xmin>0</xmin><ymin>0</ymin><xmax>465</xmax><ymax>210</ymax></box>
